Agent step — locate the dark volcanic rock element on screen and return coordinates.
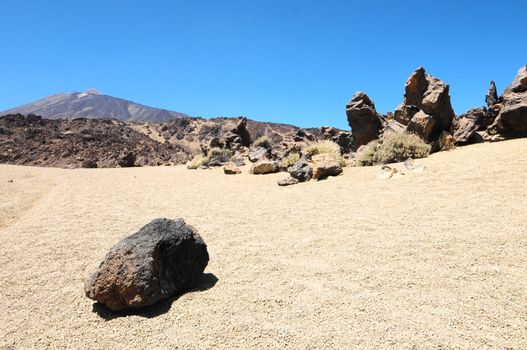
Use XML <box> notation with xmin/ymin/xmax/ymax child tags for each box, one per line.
<box><xmin>84</xmin><ymin>218</ymin><xmax>209</xmax><ymax>311</ymax></box>
<box><xmin>486</xmin><ymin>81</ymin><xmax>499</xmax><ymax>107</ymax></box>
<box><xmin>406</xmin><ymin>110</ymin><xmax>436</xmax><ymax>142</ymax></box>
<box><xmin>397</xmin><ymin>67</ymin><xmax>455</xmax><ymax>141</ymax></box>
<box><xmin>486</xmin><ymin>65</ymin><xmax>527</xmax><ymax>138</ymax></box>
<box><xmin>345</xmin><ymin>92</ymin><xmax>383</xmax><ymax>150</ymax></box>
<box><xmin>248</xmin><ymin>146</ymin><xmax>271</xmax><ymax>163</ymax></box>
<box><xmin>451</xmin><ymin>108</ymin><xmax>486</xmax><ymax>144</ymax></box>
<box><xmin>288</xmin><ymin>157</ymin><xmax>313</xmax><ymax>182</ymax></box>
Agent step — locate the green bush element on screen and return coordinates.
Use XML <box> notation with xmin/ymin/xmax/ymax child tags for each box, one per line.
<box><xmin>355</xmin><ymin>133</ymin><xmax>431</xmax><ymax>166</ymax></box>
<box><xmin>207</xmin><ymin>147</ymin><xmax>231</xmax><ymax>163</ymax></box>
<box><xmin>253</xmin><ymin>135</ymin><xmax>272</xmax><ymax>149</ymax></box>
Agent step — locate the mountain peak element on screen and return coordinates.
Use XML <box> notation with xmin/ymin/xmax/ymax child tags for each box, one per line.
<box><xmin>83</xmin><ymin>88</ymin><xmax>102</xmax><ymax>95</ymax></box>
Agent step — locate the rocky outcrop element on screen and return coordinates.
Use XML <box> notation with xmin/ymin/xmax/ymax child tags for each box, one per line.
<box><xmin>486</xmin><ymin>65</ymin><xmax>527</xmax><ymax>138</ymax></box>
<box><xmin>84</xmin><ymin>218</ymin><xmax>209</xmax><ymax>311</ymax></box>
<box><xmin>345</xmin><ymin>92</ymin><xmax>383</xmax><ymax>150</ymax></box>
<box><xmin>393</xmin><ymin>67</ymin><xmax>455</xmax><ymax>142</ymax></box>
<box><xmin>311</xmin><ymin>154</ymin><xmax>343</xmax><ymax>180</ymax></box>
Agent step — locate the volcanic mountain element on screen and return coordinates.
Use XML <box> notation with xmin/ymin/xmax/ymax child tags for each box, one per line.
<box><xmin>0</xmin><ymin>89</ymin><xmax>191</xmax><ymax>122</ymax></box>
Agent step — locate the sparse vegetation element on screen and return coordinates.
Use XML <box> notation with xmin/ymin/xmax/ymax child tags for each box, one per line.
<box><xmin>207</xmin><ymin>147</ymin><xmax>231</xmax><ymax>163</ymax></box>
<box><xmin>355</xmin><ymin>133</ymin><xmax>431</xmax><ymax>166</ymax></box>
<box><xmin>280</xmin><ymin>153</ymin><xmax>300</xmax><ymax>169</ymax></box>
<box><xmin>253</xmin><ymin>135</ymin><xmax>272</xmax><ymax>149</ymax></box>
<box><xmin>187</xmin><ymin>154</ymin><xmax>209</xmax><ymax>169</ymax></box>
<box><xmin>304</xmin><ymin>140</ymin><xmax>341</xmax><ymax>157</ymax></box>
<box><xmin>303</xmin><ymin>140</ymin><xmax>346</xmax><ymax>166</ymax></box>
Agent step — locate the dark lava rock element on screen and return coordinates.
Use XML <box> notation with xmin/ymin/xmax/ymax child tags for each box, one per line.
<box><xmin>451</xmin><ymin>107</ymin><xmax>486</xmax><ymax>144</ymax></box>
<box><xmin>486</xmin><ymin>81</ymin><xmax>499</xmax><ymax>107</ymax></box>
<box><xmin>288</xmin><ymin>157</ymin><xmax>312</xmax><ymax>182</ymax></box>
<box><xmin>84</xmin><ymin>218</ymin><xmax>209</xmax><ymax>311</ymax></box>
<box><xmin>248</xmin><ymin>146</ymin><xmax>271</xmax><ymax>163</ymax></box>
<box><xmin>345</xmin><ymin>92</ymin><xmax>383</xmax><ymax>150</ymax></box>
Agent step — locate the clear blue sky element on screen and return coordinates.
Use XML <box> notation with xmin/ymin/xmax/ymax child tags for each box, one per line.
<box><xmin>1</xmin><ymin>1</ymin><xmax>525</xmax><ymax>129</ymax></box>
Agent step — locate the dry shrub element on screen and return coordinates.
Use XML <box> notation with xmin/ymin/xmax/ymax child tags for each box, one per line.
<box><xmin>355</xmin><ymin>133</ymin><xmax>431</xmax><ymax>166</ymax></box>
<box><xmin>253</xmin><ymin>135</ymin><xmax>272</xmax><ymax>149</ymax></box>
<box><xmin>304</xmin><ymin>140</ymin><xmax>345</xmax><ymax>166</ymax></box>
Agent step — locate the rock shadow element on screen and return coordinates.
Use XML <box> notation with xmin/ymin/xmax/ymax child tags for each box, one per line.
<box><xmin>91</xmin><ymin>272</ymin><xmax>218</xmax><ymax>320</ymax></box>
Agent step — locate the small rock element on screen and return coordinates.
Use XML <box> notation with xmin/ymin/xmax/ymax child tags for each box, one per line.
<box><xmin>250</xmin><ymin>160</ymin><xmax>279</xmax><ymax>175</ymax></box>
<box><xmin>403</xmin><ymin>158</ymin><xmax>425</xmax><ymax>173</ymax></box>
<box><xmin>311</xmin><ymin>154</ymin><xmax>343</xmax><ymax>180</ymax></box>
<box><xmin>277</xmin><ymin>177</ymin><xmax>299</xmax><ymax>186</ymax></box>
<box><xmin>223</xmin><ymin>163</ymin><xmax>241</xmax><ymax>175</ymax></box>
<box><xmin>8</xmin><ymin>179</ymin><xmax>13</xmax><ymax>183</ymax></box>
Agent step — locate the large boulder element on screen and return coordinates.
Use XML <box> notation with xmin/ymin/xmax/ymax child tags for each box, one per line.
<box><xmin>84</xmin><ymin>218</ymin><xmax>209</xmax><ymax>311</ymax></box>
<box><xmin>486</xmin><ymin>65</ymin><xmax>527</xmax><ymax>137</ymax></box>
<box><xmin>345</xmin><ymin>92</ymin><xmax>383</xmax><ymax>150</ymax></box>
<box><xmin>392</xmin><ymin>67</ymin><xmax>455</xmax><ymax>142</ymax></box>
<box><xmin>250</xmin><ymin>160</ymin><xmax>279</xmax><ymax>174</ymax></box>
<box><xmin>311</xmin><ymin>154</ymin><xmax>343</xmax><ymax>180</ymax></box>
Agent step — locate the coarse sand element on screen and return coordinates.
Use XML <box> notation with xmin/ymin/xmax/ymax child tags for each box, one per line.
<box><xmin>1</xmin><ymin>138</ymin><xmax>526</xmax><ymax>349</ymax></box>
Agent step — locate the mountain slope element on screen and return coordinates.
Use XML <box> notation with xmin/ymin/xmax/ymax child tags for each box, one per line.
<box><xmin>1</xmin><ymin>89</ymin><xmax>191</xmax><ymax>122</ymax></box>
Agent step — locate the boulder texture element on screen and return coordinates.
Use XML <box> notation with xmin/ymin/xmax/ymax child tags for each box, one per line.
<box><xmin>393</xmin><ymin>67</ymin><xmax>455</xmax><ymax>142</ymax></box>
<box><xmin>249</xmin><ymin>160</ymin><xmax>279</xmax><ymax>175</ymax></box>
<box><xmin>288</xmin><ymin>157</ymin><xmax>313</xmax><ymax>182</ymax></box>
<box><xmin>84</xmin><ymin>218</ymin><xmax>209</xmax><ymax>311</ymax></box>
<box><xmin>486</xmin><ymin>81</ymin><xmax>499</xmax><ymax>107</ymax></box>
<box><xmin>311</xmin><ymin>154</ymin><xmax>343</xmax><ymax>180</ymax></box>
<box><xmin>223</xmin><ymin>163</ymin><xmax>241</xmax><ymax>174</ymax></box>
<box><xmin>451</xmin><ymin>107</ymin><xmax>486</xmax><ymax>144</ymax></box>
<box><xmin>345</xmin><ymin>92</ymin><xmax>383</xmax><ymax>150</ymax></box>
<box><xmin>248</xmin><ymin>146</ymin><xmax>271</xmax><ymax>163</ymax></box>
<box><xmin>487</xmin><ymin>65</ymin><xmax>527</xmax><ymax>138</ymax></box>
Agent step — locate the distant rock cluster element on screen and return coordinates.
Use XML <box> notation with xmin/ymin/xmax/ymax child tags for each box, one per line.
<box><xmin>345</xmin><ymin>64</ymin><xmax>527</xmax><ymax>152</ymax></box>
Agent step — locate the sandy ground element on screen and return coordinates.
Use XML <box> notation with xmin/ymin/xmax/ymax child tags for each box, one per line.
<box><xmin>0</xmin><ymin>139</ymin><xmax>526</xmax><ymax>349</ymax></box>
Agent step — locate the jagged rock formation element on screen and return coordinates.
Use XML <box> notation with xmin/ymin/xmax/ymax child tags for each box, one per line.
<box><xmin>345</xmin><ymin>92</ymin><xmax>383</xmax><ymax>150</ymax></box>
<box><xmin>392</xmin><ymin>67</ymin><xmax>455</xmax><ymax>142</ymax></box>
<box><xmin>487</xmin><ymin>65</ymin><xmax>527</xmax><ymax>138</ymax></box>
<box><xmin>486</xmin><ymin>81</ymin><xmax>499</xmax><ymax>107</ymax></box>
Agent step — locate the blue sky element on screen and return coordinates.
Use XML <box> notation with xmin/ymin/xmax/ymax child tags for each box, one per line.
<box><xmin>1</xmin><ymin>1</ymin><xmax>525</xmax><ymax>129</ymax></box>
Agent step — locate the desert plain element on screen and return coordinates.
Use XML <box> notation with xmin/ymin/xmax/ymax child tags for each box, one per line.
<box><xmin>1</xmin><ymin>138</ymin><xmax>526</xmax><ymax>349</ymax></box>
